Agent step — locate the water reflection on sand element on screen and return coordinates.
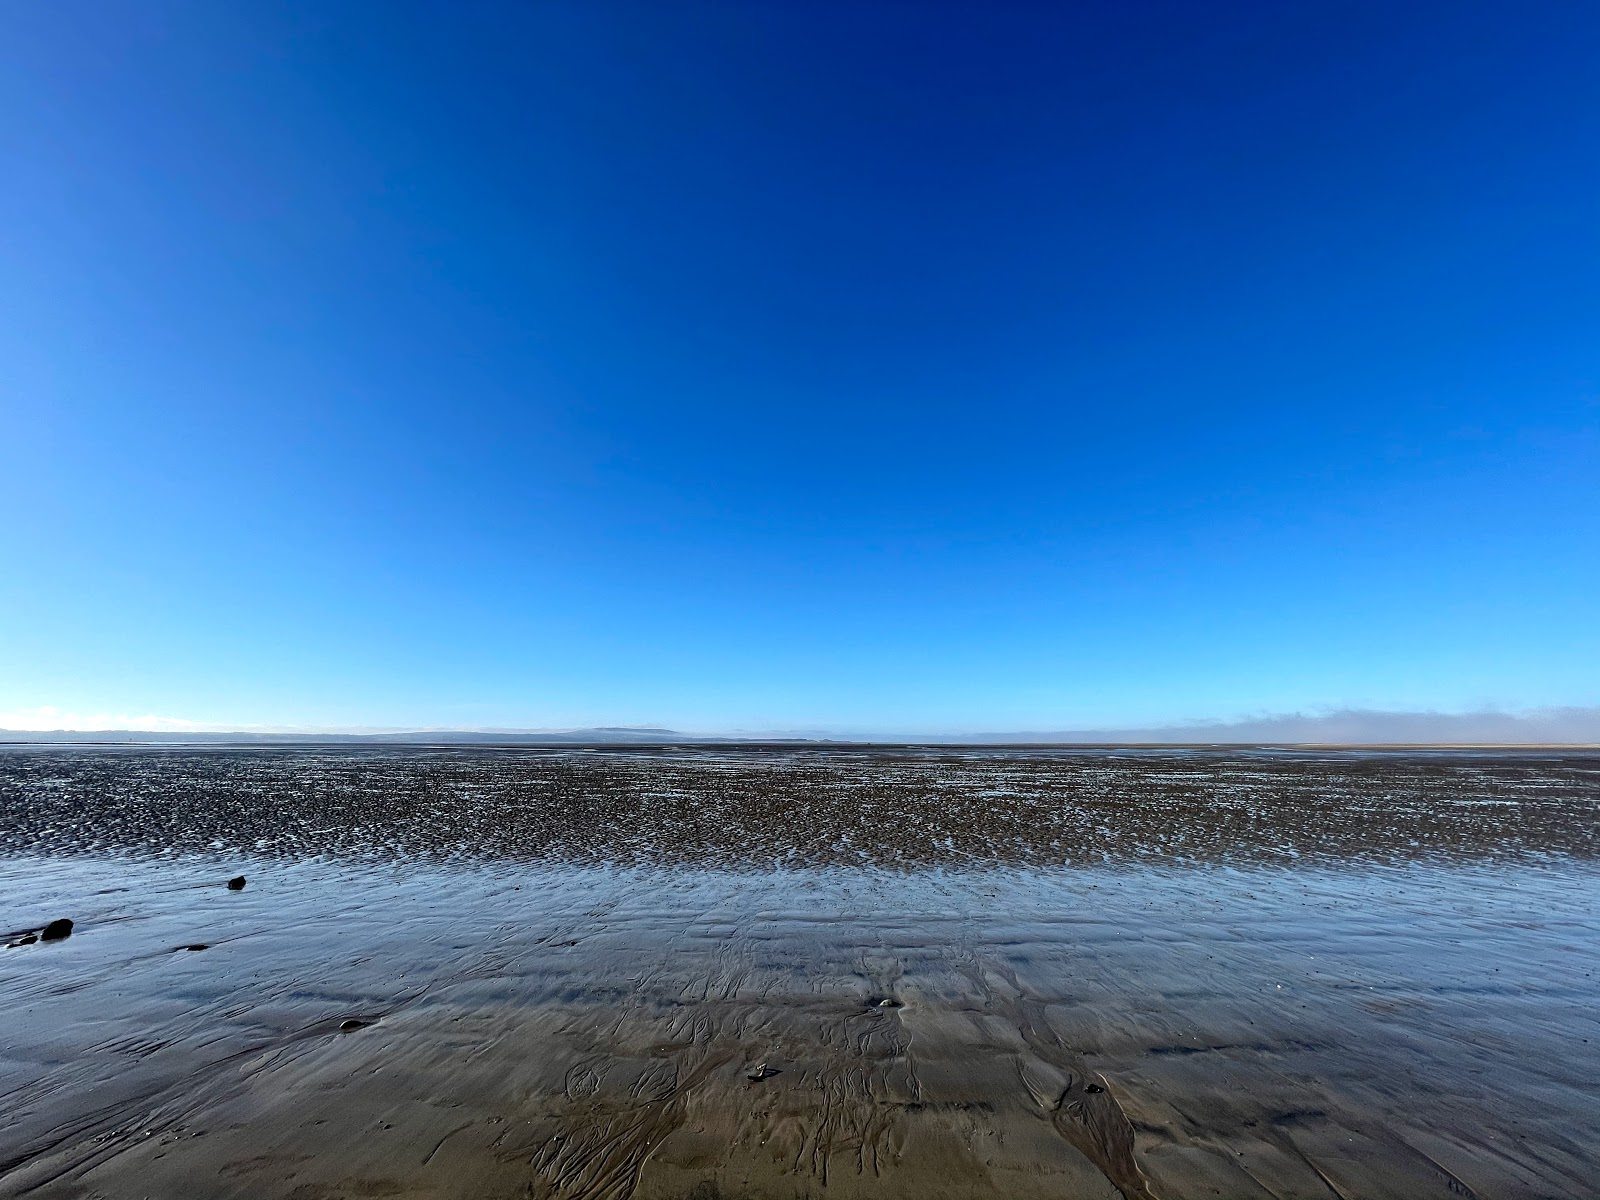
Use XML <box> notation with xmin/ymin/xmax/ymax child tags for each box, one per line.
<box><xmin>1</xmin><ymin>747</ymin><xmax>1597</xmax><ymax>1199</ymax></box>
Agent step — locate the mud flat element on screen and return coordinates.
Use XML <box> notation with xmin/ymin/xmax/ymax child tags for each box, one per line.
<box><xmin>1</xmin><ymin>746</ymin><xmax>1597</xmax><ymax>1199</ymax></box>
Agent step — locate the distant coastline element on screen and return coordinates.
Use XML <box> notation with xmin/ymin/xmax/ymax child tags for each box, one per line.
<box><xmin>5</xmin><ymin>705</ymin><xmax>1599</xmax><ymax>747</ymax></box>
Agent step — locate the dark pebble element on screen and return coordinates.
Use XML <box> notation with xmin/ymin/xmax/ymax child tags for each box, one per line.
<box><xmin>746</xmin><ymin>1064</ymin><xmax>779</xmax><ymax>1081</ymax></box>
<box><xmin>7</xmin><ymin>934</ymin><xmax>38</xmax><ymax>948</ymax></box>
<box><xmin>226</xmin><ymin>876</ymin><xmax>247</xmax><ymax>890</ymax></box>
<box><xmin>339</xmin><ymin>1019</ymin><xmax>371</xmax><ymax>1032</ymax></box>
<box><xmin>40</xmin><ymin>919</ymin><xmax>73</xmax><ymax>941</ymax></box>
<box><xmin>1084</xmin><ymin>1083</ymin><xmax>1105</xmax><ymax>1094</ymax></box>
<box><xmin>181</xmin><ymin>944</ymin><xmax>209</xmax><ymax>952</ymax></box>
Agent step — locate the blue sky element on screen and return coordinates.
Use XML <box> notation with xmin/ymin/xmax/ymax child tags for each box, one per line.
<box><xmin>2</xmin><ymin>1</ymin><xmax>1597</xmax><ymax>733</ymax></box>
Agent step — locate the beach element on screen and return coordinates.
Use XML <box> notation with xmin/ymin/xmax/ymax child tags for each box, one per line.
<box><xmin>2</xmin><ymin>746</ymin><xmax>1597</xmax><ymax>1199</ymax></box>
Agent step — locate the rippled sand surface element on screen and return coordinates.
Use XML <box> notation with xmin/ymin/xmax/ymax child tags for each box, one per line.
<box><xmin>2</xmin><ymin>746</ymin><xmax>1597</xmax><ymax>1199</ymax></box>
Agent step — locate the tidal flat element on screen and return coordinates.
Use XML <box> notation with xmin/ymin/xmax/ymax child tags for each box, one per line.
<box><xmin>1</xmin><ymin>746</ymin><xmax>1597</xmax><ymax>1200</ymax></box>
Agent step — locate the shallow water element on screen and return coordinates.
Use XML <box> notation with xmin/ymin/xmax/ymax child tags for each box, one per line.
<box><xmin>1</xmin><ymin>747</ymin><xmax>1597</xmax><ymax>1199</ymax></box>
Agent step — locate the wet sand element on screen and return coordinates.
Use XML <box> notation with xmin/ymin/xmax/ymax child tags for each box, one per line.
<box><xmin>2</xmin><ymin>747</ymin><xmax>1597</xmax><ymax>1199</ymax></box>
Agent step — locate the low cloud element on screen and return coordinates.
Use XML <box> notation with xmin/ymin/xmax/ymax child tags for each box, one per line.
<box><xmin>967</xmin><ymin>706</ymin><xmax>1600</xmax><ymax>745</ymax></box>
<box><xmin>0</xmin><ymin>705</ymin><xmax>224</xmax><ymax>733</ymax></box>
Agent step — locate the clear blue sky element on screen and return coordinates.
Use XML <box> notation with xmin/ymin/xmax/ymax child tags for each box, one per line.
<box><xmin>2</xmin><ymin>1</ymin><xmax>1597</xmax><ymax>733</ymax></box>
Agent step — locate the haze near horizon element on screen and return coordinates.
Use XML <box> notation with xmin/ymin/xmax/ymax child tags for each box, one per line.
<box><xmin>3</xmin><ymin>1</ymin><xmax>1597</xmax><ymax>731</ymax></box>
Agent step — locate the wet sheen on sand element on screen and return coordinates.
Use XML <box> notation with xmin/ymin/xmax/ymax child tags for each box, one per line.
<box><xmin>1</xmin><ymin>746</ymin><xmax>1597</xmax><ymax>1199</ymax></box>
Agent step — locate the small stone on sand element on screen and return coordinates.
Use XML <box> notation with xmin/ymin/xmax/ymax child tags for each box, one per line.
<box><xmin>339</xmin><ymin>1019</ymin><xmax>371</xmax><ymax>1032</ymax></box>
<box><xmin>227</xmin><ymin>876</ymin><xmax>247</xmax><ymax>890</ymax></box>
<box><xmin>40</xmin><ymin>919</ymin><xmax>73</xmax><ymax>941</ymax></box>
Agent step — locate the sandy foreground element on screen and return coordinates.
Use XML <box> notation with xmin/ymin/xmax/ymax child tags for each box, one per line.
<box><xmin>1</xmin><ymin>747</ymin><xmax>1597</xmax><ymax>1199</ymax></box>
